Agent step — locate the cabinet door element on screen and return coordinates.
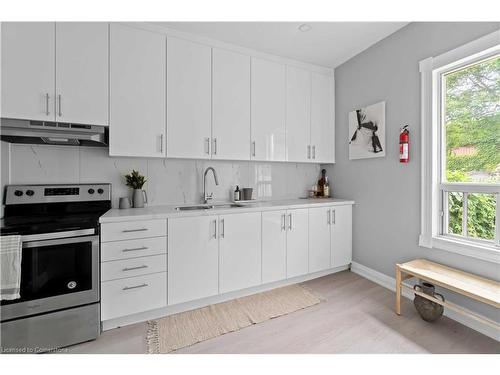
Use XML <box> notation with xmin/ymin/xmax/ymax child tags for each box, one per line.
<box><xmin>55</xmin><ymin>22</ymin><xmax>108</xmax><ymax>126</ymax></box>
<box><xmin>1</xmin><ymin>22</ymin><xmax>55</xmax><ymax>121</ymax></box>
<box><xmin>109</xmin><ymin>24</ymin><xmax>166</xmax><ymax>157</ymax></box>
<box><xmin>167</xmin><ymin>37</ymin><xmax>211</xmax><ymax>159</ymax></box>
<box><xmin>251</xmin><ymin>57</ymin><xmax>286</xmax><ymax>161</ymax></box>
<box><xmin>262</xmin><ymin>210</ymin><xmax>287</xmax><ymax>283</ymax></box>
<box><xmin>308</xmin><ymin>206</ymin><xmax>331</xmax><ymax>273</ymax></box>
<box><xmin>286</xmin><ymin>66</ymin><xmax>311</xmax><ymax>162</ymax></box>
<box><xmin>168</xmin><ymin>216</ymin><xmax>219</xmax><ymax>305</ymax></box>
<box><xmin>219</xmin><ymin>212</ymin><xmax>262</xmax><ymax>293</ymax></box>
<box><xmin>311</xmin><ymin>73</ymin><xmax>335</xmax><ymax>163</ymax></box>
<box><xmin>286</xmin><ymin>208</ymin><xmax>309</xmax><ymax>278</ymax></box>
<box><xmin>330</xmin><ymin>205</ymin><xmax>352</xmax><ymax>267</ymax></box>
<box><xmin>212</xmin><ymin>48</ymin><xmax>250</xmax><ymax>160</ymax></box>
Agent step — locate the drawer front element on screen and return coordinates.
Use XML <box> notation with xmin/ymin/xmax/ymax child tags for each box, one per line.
<box><xmin>101</xmin><ymin>254</ymin><xmax>167</xmax><ymax>282</ymax></box>
<box><xmin>101</xmin><ymin>219</ymin><xmax>167</xmax><ymax>242</ymax></box>
<box><xmin>101</xmin><ymin>237</ymin><xmax>167</xmax><ymax>262</ymax></box>
<box><xmin>101</xmin><ymin>272</ymin><xmax>167</xmax><ymax>321</ymax></box>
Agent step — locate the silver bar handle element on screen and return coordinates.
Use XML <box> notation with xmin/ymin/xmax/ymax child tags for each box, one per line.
<box><xmin>327</xmin><ymin>209</ymin><xmax>331</xmax><ymax>225</ymax></box>
<box><xmin>122</xmin><ymin>246</ymin><xmax>149</xmax><ymax>253</ymax></box>
<box><xmin>332</xmin><ymin>209</ymin><xmax>336</xmax><ymax>225</ymax></box>
<box><xmin>160</xmin><ymin>134</ymin><xmax>164</xmax><ymax>153</ymax></box>
<box><xmin>288</xmin><ymin>213</ymin><xmax>292</xmax><ymax>230</ymax></box>
<box><xmin>307</xmin><ymin>145</ymin><xmax>311</xmax><ymax>159</ymax></box>
<box><xmin>122</xmin><ymin>265</ymin><xmax>148</xmax><ymax>272</ymax></box>
<box><xmin>213</xmin><ymin>219</ymin><xmax>217</xmax><ymax>239</ymax></box>
<box><xmin>58</xmin><ymin>94</ymin><xmax>62</xmax><ymax>117</ymax></box>
<box><xmin>213</xmin><ymin>138</ymin><xmax>217</xmax><ymax>155</ymax></box>
<box><xmin>281</xmin><ymin>213</ymin><xmax>286</xmax><ymax>231</ymax></box>
<box><xmin>252</xmin><ymin>141</ymin><xmax>256</xmax><ymax>157</ymax></box>
<box><xmin>205</xmin><ymin>137</ymin><xmax>210</xmax><ymax>154</ymax></box>
<box><xmin>45</xmin><ymin>93</ymin><xmax>50</xmax><ymax>115</ymax></box>
<box><xmin>220</xmin><ymin>218</ymin><xmax>225</xmax><ymax>239</ymax></box>
<box><xmin>122</xmin><ymin>228</ymin><xmax>148</xmax><ymax>233</ymax></box>
<box><xmin>312</xmin><ymin>145</ymin><xmax>316</xmax><ymax>159</ymax></box>
<box><xmin>122</xmin><ymin>283</ymin><xmax>148</xmax><ymax>291</ymax></box>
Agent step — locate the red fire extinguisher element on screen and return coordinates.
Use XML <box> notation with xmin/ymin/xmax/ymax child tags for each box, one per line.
<box><xmin>399</xmin><ymin>125</ymin><xmax>410</xmax><ymax>163</ymax></box>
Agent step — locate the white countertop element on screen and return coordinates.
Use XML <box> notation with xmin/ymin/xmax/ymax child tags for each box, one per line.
<box><xmin>99</xmin><ymin>198</ymin><xmax>355</xmax><ymax>223</ymax></box>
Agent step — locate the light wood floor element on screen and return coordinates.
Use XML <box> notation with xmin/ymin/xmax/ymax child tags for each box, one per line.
<box><xmin>67</xmin><ymin>271</ymin><xmax>500</xmax><ymax>354</ymax></box>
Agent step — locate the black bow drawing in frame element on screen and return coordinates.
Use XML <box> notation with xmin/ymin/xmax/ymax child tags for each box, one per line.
<box><xmin>349</xmin><ymin>109</ymin><xmax>383</xmax><ymax>153</ymax></box>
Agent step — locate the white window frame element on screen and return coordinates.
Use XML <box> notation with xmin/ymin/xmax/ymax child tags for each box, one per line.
<box><xmin>419</xmin><ymin>30</ymin><xmax>500</xmax><ymax>264</ymax></box>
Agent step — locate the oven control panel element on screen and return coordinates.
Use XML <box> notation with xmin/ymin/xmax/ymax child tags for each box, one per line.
<box><xmin>5</xmin><ymin>184</ymin><xmax>111</xmax><ymax>205</ymax></box>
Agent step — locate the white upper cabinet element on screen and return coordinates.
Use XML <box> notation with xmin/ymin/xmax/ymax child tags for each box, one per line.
<box><xmin>286</xmin><ymin>66</ymin><xmax>311</xmax><ymax>162</ymax></box>
<box><xmin>330</xmin><ymin>205</ymin><xmax>352</xmax><ymax>267</ymax></box>
<box><xmin>212</xmin><ymin>48</ymin><xmax>251</xmax><ymax>160</ymax></box>
<box><xmin>109</xmin><ymin>24</ymin><xmax>166</xmax><ymax>157</ymax></box>
<box><xmin>168</xmin><ymin>215</ymin><xmax>219</xmax><ymax>305</ymax></box>
<box><xmin>219</xmin><ymin>212</ymin><xmax>262</xmax><ymax>294</ymax></box>
<box><xmin>55</xmin><ymin>23</ymin><xmax>108</xmax><ymax>125</ymax></box>
<box><xmin>311</xmin><ymin>72</ymin><xmax>335</xmax><ymax>163</ymax></box>
<box><xmin>308</xmin><ymin>206</ymin><xmax>331</xmax><ymax>273</ymax></box>
<box><xmin>1</xmin><ymin>22</ymin><xmax>108</xmax><ymax>125</ymax></box>
<box><xmin>167</xmin><ymin>37</ymin><xmax>212</xmax><ymax>159</ymax></box>
<box><xmin>251</xmin><ymin>57</ymin><xmax>286</xmax><ymax>161</ymax></box>
<box><xmin>1</xmin><ymin>23</ymin><xmax>55</xmax><ymax>121</ymax></box>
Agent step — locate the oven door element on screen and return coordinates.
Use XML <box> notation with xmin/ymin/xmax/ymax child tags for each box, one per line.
<box><xmin>1</xmin><ymin>230</ymin><xmax>99</xmax><ymax>322</ymax></box>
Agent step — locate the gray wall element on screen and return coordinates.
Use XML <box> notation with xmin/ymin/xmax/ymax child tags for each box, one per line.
<box><xmin>327</xmin><ymin>22</ymin><xmax>500</xmax><ymax>321</ymax></box>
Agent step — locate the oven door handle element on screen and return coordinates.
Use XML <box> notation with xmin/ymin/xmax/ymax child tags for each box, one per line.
<box><xmin>22</xmin><ymin>234</ymin><xmax>99</xmax><ymax>248</ymax></box>
<box><xmin>21</xmin><ymin>229</ymin><xmax>96</xmax><ymax>243</ymax></box>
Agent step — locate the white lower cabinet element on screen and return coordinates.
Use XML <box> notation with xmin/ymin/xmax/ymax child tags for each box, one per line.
<box><xmin>262</xmin><ymin>210</ymin><xmax>287</xmax><ymax>283</ymax></box>
<box><xmin>286</xmin><ymin>209</ymin><xmax>309</xmax><ymax>278</ymax></box>
<box><xmin>100</xmin><ymin>203</ymin><xmax>351</xmax><ymax>324</ymax></box>
<box><xmin>308</xmin><ymin>207</ymin><xmax>332</xmax><ymax>273</ymax></box>
<box><xmin>330</xmin><ymin>205</ymin><xmax>353</xmax><ymax>267</ymax></box>
<box><xmin>168</xmin><ymin>215</ymin><xmax>219</xmax><ymax>305</ymax></box>
<box><xmin>100</xmin><ymin>219</ymin><xmax>168</xmax><ymax>321</ymax></box>
<box><xmin>101</xmin><ymin>272</ymin><xmax>167</xmax><ymax>321</ymax></box>
<box><xmin>262</xmin><ymin>208</ymin><xmax>309</xmax><ymax>282</ymax></box>
<box><xmin>219</xmin><ymin>212</ymin><xmax>262</xmax><ymax>293</ymax></box>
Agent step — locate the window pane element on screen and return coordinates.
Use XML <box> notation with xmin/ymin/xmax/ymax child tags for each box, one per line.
<box><xmin>444</xmin><ymin>56</ymin><xmax>500</xmax><ymax>183</ymax></box>
<box><xmin>466</xmin><ymin>193</ymin><xmax>496</xmax><ymax>240</ymax></box>
<box><xmin>447</xmin><ymin>191</ymin><xmax>463</xmax><ymax>235</ymax></box>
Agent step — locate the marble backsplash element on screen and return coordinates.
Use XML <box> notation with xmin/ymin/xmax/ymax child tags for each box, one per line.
<box><xmin>1</xmin><ymin>143</ymin><xmax>321</xmax><ymax>209</ymax></box>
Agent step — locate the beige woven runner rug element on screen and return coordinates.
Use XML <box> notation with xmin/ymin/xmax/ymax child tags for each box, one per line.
<box><xmin>146</xmin><ymin>283</ymin><xmax>323</xmax><ymax>353</ymax></box>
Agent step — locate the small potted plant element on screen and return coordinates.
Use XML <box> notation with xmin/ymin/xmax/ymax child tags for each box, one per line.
<box><xmin>125</xmin><ymin>170</ymin><xmax>147</xmax><ymax>208</ymax></box>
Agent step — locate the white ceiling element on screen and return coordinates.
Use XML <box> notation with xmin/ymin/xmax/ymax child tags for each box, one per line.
<box><xmin>153</xmin><ymin>22</ymin><xmax>408</xmax><ymax>68</ymax></box>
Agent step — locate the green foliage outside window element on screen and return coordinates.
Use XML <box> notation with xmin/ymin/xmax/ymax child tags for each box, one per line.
<box><xmin>444</xmin><ymin>56</ymin><xmax>499</xmax><ymax>240</ymax></box>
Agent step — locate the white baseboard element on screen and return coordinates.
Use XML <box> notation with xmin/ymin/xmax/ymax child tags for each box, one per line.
<box><xmin>350</xmin><ymin>261</ymin><xmax>499</xmax><ymax>342</ymax></box>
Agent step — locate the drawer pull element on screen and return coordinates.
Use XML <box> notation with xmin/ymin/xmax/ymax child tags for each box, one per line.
<box><xmin>122</xmin><ymin>228</ymin><xmax>148</xmax><ymax>233</ymax></box>
<box><xmin>122</xmin><ymin>265</ymin><xmax>148</xmax><ymax>272</ymax></box>
<box><xmin>122</xmin><ymin>246</ymin><xmax>149</xmax><ymax>253</ymax></box>
<box><xmin>122</xmin><ymin>283</ymin><xmax>148</xmax><ymax>291</ymax></box>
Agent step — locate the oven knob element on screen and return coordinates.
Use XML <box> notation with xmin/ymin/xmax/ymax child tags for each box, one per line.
<box><xmin>97</xmin><ymin>188</ymin><xmax>104</xmax><ymax>194</ymax></box>
<box><xmin>88</xmin><ymin>188</ymin><xmax>95</xmax><ymax>194</ymax></box>
<box><xmin>26</xmin><ymin>189</ymin><xmax>35</xmax><ymax>196</ymax></box>
<box><xmin>14</xmin><ymin>190</ymin><xmax>23</xmax><ymax>197</ymax></box>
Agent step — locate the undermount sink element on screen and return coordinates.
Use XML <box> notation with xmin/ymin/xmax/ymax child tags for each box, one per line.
<box><xmin>175</xmin><ymin>203</ymin><xmax>243</xmax><ymax>211</ymax></box>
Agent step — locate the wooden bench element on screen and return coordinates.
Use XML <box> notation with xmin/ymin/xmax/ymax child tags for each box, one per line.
<box><xmin>395</xmin><ymin>259</ymin><xmax>500</xmax><ymax>330</ymax></box>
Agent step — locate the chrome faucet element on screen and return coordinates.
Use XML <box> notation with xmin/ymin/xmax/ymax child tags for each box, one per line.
<box><xmin>203</xmin><ymin>167</ymin><xmax>219</xmax><ymax>204</ymax></box>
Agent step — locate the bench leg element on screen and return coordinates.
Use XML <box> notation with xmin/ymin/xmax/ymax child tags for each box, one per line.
<box><xmin>395</xmin><ymin>265</ymin><xmax>402</xmax><ymax>315</ymax></box>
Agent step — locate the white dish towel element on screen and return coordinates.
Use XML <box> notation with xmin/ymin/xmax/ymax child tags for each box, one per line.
<box><xmin>0</xmin><ymin>235</ymin><xmax>22</xmax><ymax>300</ymax></box>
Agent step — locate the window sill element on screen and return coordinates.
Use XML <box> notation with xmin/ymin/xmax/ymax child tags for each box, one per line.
<box><xmin>419</xmin><ymin>234</ymin><xmax>500</xmax><ymax>264</ymax></box>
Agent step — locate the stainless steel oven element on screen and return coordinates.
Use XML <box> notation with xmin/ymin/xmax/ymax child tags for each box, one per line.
<box><xmin>1</xmin><ymin>230</ymin><xmax>99</xmax><ymax>321</ymax></box>
<box><xmin>1</xmin><ymin>183</ymin><xmax>110</xmax><ymax>353</ymax></box>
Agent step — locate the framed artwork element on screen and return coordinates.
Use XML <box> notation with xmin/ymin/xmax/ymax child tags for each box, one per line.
<box><xmin>348</xmin><ymin>101</ymin><xmax>386</xmax><ymax>160</ymax></box>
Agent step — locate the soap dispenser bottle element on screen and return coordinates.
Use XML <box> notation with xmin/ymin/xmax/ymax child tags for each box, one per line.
<box><xmin>234</xmin><ymin>186</ymin><xmax>241</xmax><ymax>201</ymax></box>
